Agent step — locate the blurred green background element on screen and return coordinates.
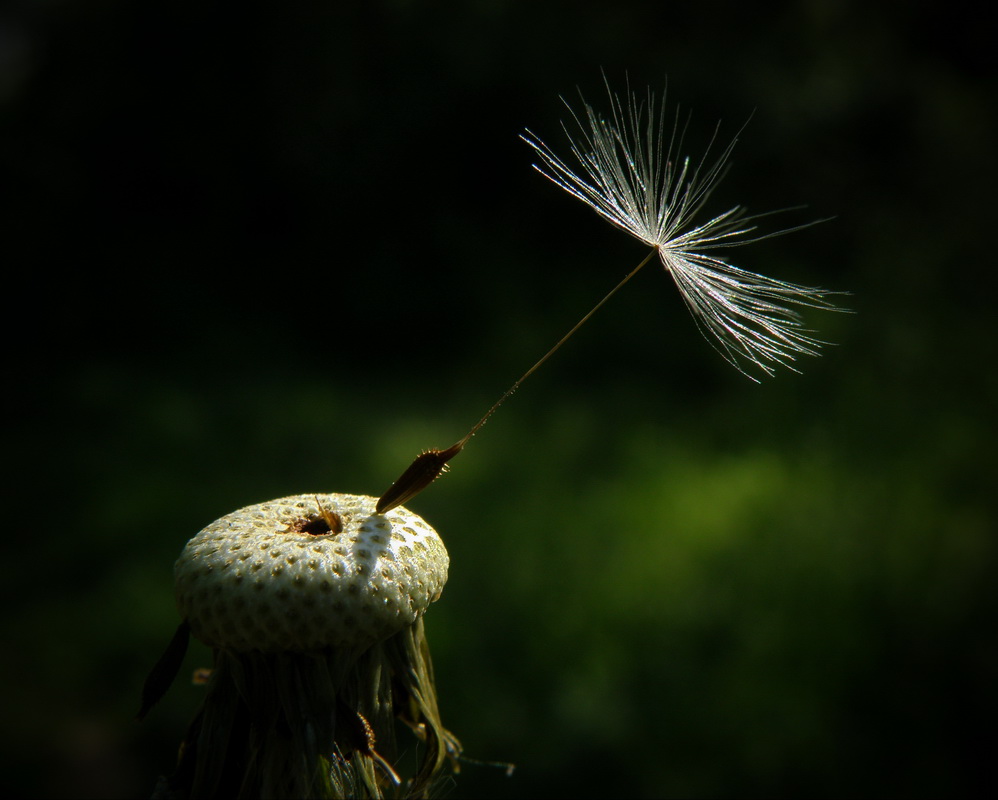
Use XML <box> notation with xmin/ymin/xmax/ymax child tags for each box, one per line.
<box><xmin>3</xmin><ymin>1</ymin><xmax>995</xmax><ymax>797</ymax></box>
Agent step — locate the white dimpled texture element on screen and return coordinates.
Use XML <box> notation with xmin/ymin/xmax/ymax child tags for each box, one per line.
<box><xmin>174</xmin><ymin>493</ymin><xmax>449</xmax><ymax>652</ymax></box>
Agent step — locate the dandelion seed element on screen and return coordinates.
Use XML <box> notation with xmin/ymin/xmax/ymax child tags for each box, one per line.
<box><xmin>521</xmin><ymin>78</ymin><xmax>845</xmax><ymax>380</ymax></box>
<box><xmin>376</xmin><ymin>80</ymin><xmax>848</xmax><ymax>512</ymax></box>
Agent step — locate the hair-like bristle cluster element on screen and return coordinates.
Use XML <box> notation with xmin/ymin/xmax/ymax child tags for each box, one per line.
<box><xmin>521</xmin><ymin>78</ymin><xmax>845</xmax><ymax>379</ymax></box>
<box><xmin>174</xmin><ymin>493</ymin><xmax>449</xmax><ymax>651</ymax></box>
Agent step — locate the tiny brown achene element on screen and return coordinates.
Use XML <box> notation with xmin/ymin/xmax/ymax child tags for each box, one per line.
<box><xmin>144</xmin><ymin>493</ymin><xmax>460</xmax><ymax>800</ymax></box>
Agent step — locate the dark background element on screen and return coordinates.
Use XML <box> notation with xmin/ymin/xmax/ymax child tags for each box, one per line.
<box><xmin>3</xmin><ymin>1</ymin><xmax>995</xmax><ymax>797</ymax></box>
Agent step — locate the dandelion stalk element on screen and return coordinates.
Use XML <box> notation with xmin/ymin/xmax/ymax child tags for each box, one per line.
<box><xmin>377</xmin><ymin>79</ymin><xmax>845</xmax><ymax>513</ymax></box>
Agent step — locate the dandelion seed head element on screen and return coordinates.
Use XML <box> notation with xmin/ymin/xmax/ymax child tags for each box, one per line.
<box><xmin>521</xmin><ymin>78</ymin><xmax>845</xmax><ymax>379</ymax></box>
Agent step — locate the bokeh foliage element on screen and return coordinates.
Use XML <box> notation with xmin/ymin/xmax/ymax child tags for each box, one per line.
<box><xmin>3</xmin><ymin>1</ymin><xmax>994</xmax><ymax>797</ymax></box>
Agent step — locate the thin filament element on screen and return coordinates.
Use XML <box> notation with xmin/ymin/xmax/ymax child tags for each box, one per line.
<box><xmin>452</xmin><ymin>247</ymin><xmax>658</xmax><ymax>450</ymax></box>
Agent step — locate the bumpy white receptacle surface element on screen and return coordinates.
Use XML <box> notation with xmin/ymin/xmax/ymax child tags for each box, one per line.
<box><xmin>174</xmin><ymin>493</ymin><xmax>449</xmax><ymax>651</ymax></box>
